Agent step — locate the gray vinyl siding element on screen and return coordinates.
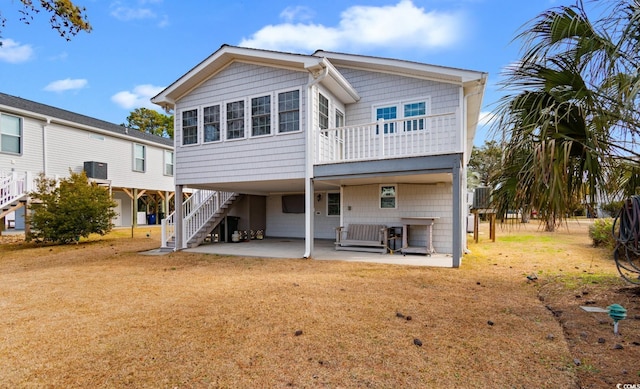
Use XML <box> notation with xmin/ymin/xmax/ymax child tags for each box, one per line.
<box><xmin>341</xmin><ymin>183</ymin><xmax>453</xmax><ymax>254</ymax></box>
<box><xmin>336</xmin><ymin>67</ymin><xmax>461</xmax><ymax>125</ymax></box>
<box><xmin>44</xmin><ymin>123</ymin><xmax>173</xmax><ymax>191</ymax></box>
<box><xmin>265</xmin><ymin>192</ymin><xmax>339</xmax><ymax>239</ymax></box>
<box><xmin>0</xmin><ymin>114</ymin><xmax>44</xmax><ymax>174</ymax></box>
<box><xmin>174</xmin><ymin>62</ymin><xmax>309</xmax><ymax>186</ymax></box>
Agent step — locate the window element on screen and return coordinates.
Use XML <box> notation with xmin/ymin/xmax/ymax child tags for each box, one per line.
<box><xmin>327</xmin><ymin>192</ymin><xmax>340</xmax><ymax>216</ymax></box>
<box><xmin>278</xmin><ymin>90</ymin><xmax>300</xmax><ymax>133</ymax></box>
<box><xmin>318</xmin><ymin>93</ymin><xmax>329</xmax><ymax>130</ymax></box>
<box><xmin>203</xmin><ymin>105</ymin><xmax>221</xmax><ymax>142</ymax></box>
<box><xmin>380</xmin><ymin>185</ymin><xmax>397</xmax><ymax>209</ymax></box>
<box><xmin>251</xmin><ymin>95</ymin><xmax>271</xmax><ymax>136</ymax></box>
<box><xmin>133</xmin><ymin>144</ymin><xmax>146</xmax><ymax>172</ymax></box>
<box><xmin>404</xmin><ymin>101</ymin><xmax>426</xmax><ymax>131</ymax></box>
<box><xmin>182</xmin><ymin>109</ymin><xmax>198</xmax><ymax>145</ymax></box>
<box><xmin>335</xmin><ymin>110</ymin><xmax>344</xmax><ymax>128</ymax></box>
<box><xmin>227</xmin><ymin>100</ymin><xmax>245</xmax><ymax>139</ymax></box>
<box><xmin>164</xmin><ymin>150</ymin><xmax>174</xmax><ymax>176</ymax></box>
<box><xmin>375</xmin><ymin>106</ymin><xmax>397</xmax><ymax>134</ymax></box>
<box><xmin>0</xmin><ymin>114</ymin><xmax>22</xmax><ymax>154</ymax></box>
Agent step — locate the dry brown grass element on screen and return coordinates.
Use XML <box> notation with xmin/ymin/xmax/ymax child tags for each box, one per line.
<box><xmin>0</xmin><ymin>222</ymin><xmax>637</xmax><ymax>388</ymax></box>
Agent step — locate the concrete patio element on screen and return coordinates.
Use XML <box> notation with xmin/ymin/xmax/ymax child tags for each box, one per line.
<box><xmin>183</xmin><ymin>238</ymin><xmax>455</xmax><ymax>267</ymax></box>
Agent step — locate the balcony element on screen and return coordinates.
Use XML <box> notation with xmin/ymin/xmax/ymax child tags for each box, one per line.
<box><xmin>315</xmin><ymin>111</ymin><xmax>459</xmax><ymax>165</ymax></box>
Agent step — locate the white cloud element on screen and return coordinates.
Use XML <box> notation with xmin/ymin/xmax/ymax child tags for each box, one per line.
<box><xmin>111</xmin><ymin>5</ymin><xmax>156</xmax><ymax>21</ymax></box>
<box><xmin>280</xmin><ymin>6</ymin><xmax>315</xmax><ymax>23</ymax></box>
<box><xmin>0</xmin><ymin>39</ymin><xmax>34</xmax><ymax>63</ymax></box>
<box><xmin>239</xmin><ymin>0</ymin><xmax>466</xmax><ymax>52</ymax></box>
<box><xmin>110</xmin><ymin>0</ymin><xmax>168</xmax><ymax>26</ymax></box>
<box><xmin>111</xmin><ymin>84</ymin><xmax>165</xmax><ymax>109</ymax></box>
<box><xmin>43</xmin><ymin>78</ymin><xmax>88</xmax><ymax>92</ymax></box>
<box><xmin>478</xmin><ymin>111</ymin><xmax>496</xmax><ymax>127</ymax></box>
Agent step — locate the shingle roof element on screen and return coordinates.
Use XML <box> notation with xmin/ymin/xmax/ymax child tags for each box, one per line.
<box><xmin>0</xmin><ymin>92</ymin><xmax>173</xmax><ymax>147</ymax></box>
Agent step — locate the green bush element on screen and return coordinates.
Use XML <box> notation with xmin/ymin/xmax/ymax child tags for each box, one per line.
<box><xmin>28</xmin><ymin>171</ymin><xmax>117</xmax><ymax>244</ymax></box>
<box><xmin>588</xmin><ymin>218</ymin><xmax>615</xmax><ymax>248</ymax></box>
<box><xmin>601</xmin><ymin>201</ymin><xmax>624</xmax><ymax>217</ymax></box>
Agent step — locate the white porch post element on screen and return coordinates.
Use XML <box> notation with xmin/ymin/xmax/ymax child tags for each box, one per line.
<box><xmin>452</xmin><ymin>158</ymin><xmax>462</xmax><ymax>268</ymax></box>
<box><xmin>175</xmin><ymin>185</ymin><xmax>184</xmax><ymax>250</ymax></box>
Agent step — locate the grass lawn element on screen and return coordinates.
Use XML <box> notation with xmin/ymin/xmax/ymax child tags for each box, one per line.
<box><xmin>0</xmin><ymin>221</ymin><xmax>637</xmax><ymax>388</ymax></box>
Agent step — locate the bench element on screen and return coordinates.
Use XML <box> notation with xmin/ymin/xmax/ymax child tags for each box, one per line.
<box><xmin>335</xmin><ymin>224</ymin><xmax>388</xmax><ymax>253</ymax></box>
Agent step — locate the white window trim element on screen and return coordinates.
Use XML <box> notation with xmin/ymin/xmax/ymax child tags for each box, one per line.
<box><xmin>179</xmin><ymin>107</ymin><xmax>200</xmax><ymax>147</ymax></box>
<box><xmin>132</xmin><ymin>143</ymin><xmax>146</xmax><ymax>173</ymax></box>
<box><xmin>276</xmin><ymin>87</ymin><xmax>303</xmax><ymax>135</ymax></box>
<box><xmin>224</xmin><ymin>99</ymin><xmax>248</xmax><ymax>142</ymax></box>
<box><xmin>163</xmin><ymin>150</ymin><xmax>174</xmax><ymax>176</ymax></box>
<box><xmin>379</xmin><ymin>184</ymin><xmax>397</xmax><ymax>209</ymax></box>
<box><xmin>248</xmin><ymin>92</ymin><xmax>275</xmax><ymax>138</ymax></box>
<box><xmin>372</xmin><ymin>96</ymin><xmax>431</xmax><ymax>135</ymax></box>
<box><xmin>0</xmin><ymin>113</ymin><xmax>23</xmax><ymax>155</ymax></box>
<box><xmin>326</xmin><ymin>191</ymin><xmax>341</xmax><ymax>217</ymax></box>
<box><xmin>203</xmin><ymin>103</ymin><xmax>223</xmax><ymax>144</ymax></box>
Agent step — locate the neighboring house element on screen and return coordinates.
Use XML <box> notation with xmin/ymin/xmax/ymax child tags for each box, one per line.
<box><xmin>0</xmin><ymin>92</ymin><xmax>175</xmax><ymax>231</ymax></box>
<box><xmin>152</xmin><ymin>45</ymin><xmax>487</xmax><ymax>267</ymax></box>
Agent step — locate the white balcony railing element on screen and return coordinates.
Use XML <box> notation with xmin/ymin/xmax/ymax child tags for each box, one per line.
<box><xmin>0</xmin><ymin>171</ymin><xmax>35</xmax><ymax>209</ymax></box>
<box><xmin>316</xmin><ymin>111</ymin><xmax>459</xmax><ymax>164</ymax></box>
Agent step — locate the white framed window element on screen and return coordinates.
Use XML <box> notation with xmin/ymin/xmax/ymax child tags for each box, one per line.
<box><xmin>226</xmin><ymin>100</ymin><xmax>245</xmax><ymax>139</ymax></box>
<box><xmin>0</xmin><ymin>113</ymin><xmax>22</xmax><ymax>154</ymax></box>
<box><xmin>375</xmin><ymin>105</ymin><xmax>397</xmax><ymax>134</ymax></box>
<box><xmin>404</xmin><ymin>101</ymin><xmax>426</xmax><ymax>131</ymax></box>
<box><xmin>181</xmin><ymin>109</ymin><xmax>198</xmax><ymax>145</ymax></box>
<box><xmin>164</xmin><ymin>150</ymin><xmax>174</xmax><ymax>176</ymax></box>
<box><xmin>133</xmin><ymin>143</ymin><xmax>146</xmax><ymax>172</ymax></box>
<box><xmin>373</xmin><ymin>98</ymin><xmax>430</xmax><ymax>135</ymax></box>
<box><xmin>335</xmin><ymin>109</ymin><xmax>344</xmax><ymax>128</ymax></box>
<box><xmin>251</xmin><ymin>95</ymin><xmax>271</xmax><ymax>136</ymax></box>
<box><xmin>327</xmin><ymin>192</ymin><xmax>340</xmax><ymax>216</ymax></box>
<box><xmin>203</xmin><ymin>104</ymin><xmax>221</xmax><ymax>142</ymax></box>
<box><xmin>278</xmin><ymin>89</ymin><xmax>300</xmax><ymax>133</ymax></box>
<box><xmin>380</xmin><ymin>184</ymin><xmax>397</xmax><ymax>209</ymax></box>
<box><xmin>318</xmin><ymin>93</ymin><xmax>329</xmax><ymax>130</ymax></box>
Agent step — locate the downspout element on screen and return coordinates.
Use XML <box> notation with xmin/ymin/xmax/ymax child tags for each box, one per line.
<box><xmin>43</xmin><ymin>118</ymin><xmax>51</xmax><ymax>175</ymax></box>
<box><xmin>303</xmin><ymin>61</ymin><xmax>329</xmax><ymax>258</ymax></box>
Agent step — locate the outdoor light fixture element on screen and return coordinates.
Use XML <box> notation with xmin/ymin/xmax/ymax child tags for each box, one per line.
<box><xmin>317</xmin><ymin>194</ymin><xmax>322</xmax><ymax>202</ymax></box>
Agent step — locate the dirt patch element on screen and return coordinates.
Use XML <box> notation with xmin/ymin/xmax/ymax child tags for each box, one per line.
<box><xmin>0</xmin><ymin>222</ymin><xmax>637</xmax><ymax>387</ymax></box>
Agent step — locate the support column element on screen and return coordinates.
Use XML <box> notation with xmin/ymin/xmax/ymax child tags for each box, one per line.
<box><xmin>132</xmin><ymin>188</ymin><xmax>138</xmax><ymax>227</ymax></box>
<box><xmin>452</xmin><ymin>158</ymin><xmax>462</xmax><ymax>268</ymax></box>
<box><xmin>175</xmin><ymin>185</ymin><xmax>184</xmax><ymax>250</ymax></box>
<box><xmin>304</xmin><ymin>178</ymin><xmax>314</xmax><ymax>258</ymax></box>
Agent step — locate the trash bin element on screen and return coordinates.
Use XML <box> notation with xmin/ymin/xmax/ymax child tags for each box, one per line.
<box><xmin>147</xmin><ymin>214</ymin><xmax>156</xmax><ymax>225</ymax></box>
<box><xmin>220</xmin><ymin>216</ymin><xmax>240</xmax><ymax>242</ymax></box>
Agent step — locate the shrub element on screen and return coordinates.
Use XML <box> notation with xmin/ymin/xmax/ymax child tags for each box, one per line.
<box><xmin>588</xmin><ymin>218</ymin><xmax>615</xmax><ymax>248</ymax></box>
<box><xmin>28</xmin><ymin>171</ymin><xmax>117</xmax><ymax>244</ymax></box>
<box><xmin>601</xmin><ymin>201</ymin><xmax>624</xmax><ymax>217</ymax></box>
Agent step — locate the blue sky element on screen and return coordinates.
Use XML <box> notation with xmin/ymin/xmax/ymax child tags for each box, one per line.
<box><xmin>0</xmin><ymin>0</ymin><xmax>560</xmax><ymax>145</ymax></box>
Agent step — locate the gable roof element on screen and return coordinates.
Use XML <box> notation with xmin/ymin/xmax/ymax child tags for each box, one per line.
<box><xmin>152</xmin><ymin>44</ymin><xmax>360</xmax><ymax>109</ymax></box>
<box><xmin>0</xmin><ymin>92</ymin><xmax>173</xmax><ymax>148</ymax></box>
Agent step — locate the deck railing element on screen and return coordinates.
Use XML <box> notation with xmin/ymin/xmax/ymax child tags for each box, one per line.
<box><xmin>0</xmin><ymin>171</ymin><xmax>35</xmax><ymax>209</ymax></box>
<box><xmin>316</xmin><ymin>111</ymin><xmax>459</xmax><ymax>164</ymax></box>
<box><xmin>161</xmin><ymin>189</ymin><xmax>235</xmax><ymax>250</ymax></box>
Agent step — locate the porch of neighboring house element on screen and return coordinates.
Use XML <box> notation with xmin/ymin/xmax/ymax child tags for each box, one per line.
<box><xmin>183</xmin><ymin>238</ymin><xmax>455</xmax><ymax>267</ymax></box>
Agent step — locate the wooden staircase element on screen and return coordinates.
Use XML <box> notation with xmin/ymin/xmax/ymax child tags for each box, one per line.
<box><xmin>161</xmin><ymin>190</ymin><xmax>239</xmax><ymax>251</ymax></box>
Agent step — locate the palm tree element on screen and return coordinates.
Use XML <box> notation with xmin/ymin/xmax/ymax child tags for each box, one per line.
<box><xmin>492</xmin><ymin>0</ymin><xmax>640</xmax><ymax>231</ymax></box>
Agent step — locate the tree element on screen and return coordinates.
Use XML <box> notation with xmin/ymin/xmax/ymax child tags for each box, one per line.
<box><xmin>28</xmin><ymin>171</ymin><xmax>117</xmax><ymax>244</ymax></box>
<box><xmin>0</xmin><ymin>0</ymin><xmax>91</xmax><ymax>42</ymax></box>
<box><xmin>125</xmin><ymin>108</ymin><xmax>174</xmax><ymax>139</ymax></box>
<box><xmin>468</xmin><ymin>140</ymin><xmax>503</xmax><ymax>189</ymax></box>
<box><xmin>491</xmin><ymin>0</ymin><xmax>640</xmax><ymax>231</ymax></box>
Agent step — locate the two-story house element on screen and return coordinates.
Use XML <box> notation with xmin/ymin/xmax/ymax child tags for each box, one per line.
<box><xmin>152</xmin><ymin>45</ymin><xmax>486</xmax><ymax>267</ymax></box>
<box><xmin>0</xmin><ymin>92</ymin><xmax>175</xmax><ymax>231</ymax></box>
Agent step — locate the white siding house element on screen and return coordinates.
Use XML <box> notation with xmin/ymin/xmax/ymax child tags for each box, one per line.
<box><xmin>152</xmin><ymin>45</ymin><xmax>487</xmax><ymax>267</ymax></box>
<box><xmin>0</xmin><ymin>92</ymin><xmax>175</xmax><ymax>230</ymax></box>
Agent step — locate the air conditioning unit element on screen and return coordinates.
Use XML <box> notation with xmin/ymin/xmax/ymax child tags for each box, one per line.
<box><xmin>84</xmin><ymin>161</ymin><xmax>108</xmax><ymax>180</ymax></box>
<box><xmin>473</xmin><ymin>187</ymin><xmax>491</xmax><ymax>209</ymax></box>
